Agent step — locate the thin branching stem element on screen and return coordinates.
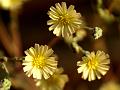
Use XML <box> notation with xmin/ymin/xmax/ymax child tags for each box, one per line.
<box><xmin>83</xmin><ymin>26</ymin><xmax>94</xmax><ymax>31</ymax></box>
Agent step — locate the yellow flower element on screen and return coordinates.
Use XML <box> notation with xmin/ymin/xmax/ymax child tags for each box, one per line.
<box><xmin>35</xmin><ymin>68</ymin><xmax>69</xmax><ymax>90</ymax></box>
<box><xmin>99</xmin><ymin>80</ymin><xmax>120</xmax><ymax>90</ymax></box>
<box><xmin>47</xmin><ymin>2</ymin><xmax>83</xmax><ymax>37</ymax></box>
<box><xmin>0</xmin><ymin>0</ymin><xmax>25</xmax><ymax>10</ymax></box>
<box><xmin>77</xmin><ymin>50</ymin><xmax>110</xmax><ymax>81</ymax></box>
<box><xmin>22</xmin><ymin>44</ymin><xmax>58</xmax><ymax>79</ymax></box>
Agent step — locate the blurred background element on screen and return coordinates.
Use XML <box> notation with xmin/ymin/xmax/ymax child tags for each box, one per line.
<box><xmin>0</xmin><ymin>0</ymin><xmax>120</xmax><ymax>90</ymax></box>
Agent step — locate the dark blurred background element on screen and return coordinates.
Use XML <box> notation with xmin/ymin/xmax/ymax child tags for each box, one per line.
<box><xmin>0</xmin><ymin>0</ymin><xmax>120</xmax><ymax>90</ymax></box>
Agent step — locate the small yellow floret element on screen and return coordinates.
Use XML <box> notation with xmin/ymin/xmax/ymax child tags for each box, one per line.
<box><xmin>77</xmin><ymin>50</ymin><xmax>110</xmax><ymax>81</ymax></box>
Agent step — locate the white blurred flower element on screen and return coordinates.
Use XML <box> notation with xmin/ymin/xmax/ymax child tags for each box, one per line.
<box><xmin>0</xmin><ymin>0</ymin><xmax>26</xmax><ymax>10</ymax></box>
<box><xmin>77</xmin><ymin>50</ymin><xmax>110</xmax><ymax>81</ymax></box>
<box><xmin>98</xmin><ymin>9</ymin><xmax>115</xmax><ymax>22</ymax></box>
<box><xmin>35</xmin><ymin>68</ymin><xmax>69</xmax><ymax>90</ymax></box>
<box><xmin>74</xmin><ymin>29</ymin><xmax>86</xmax><ymax>41</ymax></box>
<box><xmin>99</xmin><ymin>80</ymin><xmax>120</xmax><ymax>90</ymax></box>
<box><xmin>47</xmin><ymin>2</ymin><xmax>83</xmax><ymax>37</ymax></box>
<box><xmin>22</xmin><ymin>44</ymin><xmax>58</xmax><ymax>79</ymax></box>
<box><xmin>65</xmin><ymin>29</ymin><xmax>86</xmax><ymax>43</ymax></box>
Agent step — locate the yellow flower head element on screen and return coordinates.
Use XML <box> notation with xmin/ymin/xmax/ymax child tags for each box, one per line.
<box><xmin>0</xmin><ymin>0</ymin><xmax>25</xmax><ymax>10</ymax></box>
<box><xmin>47</xmin><ymin>2</ymin><xmax>83</xmax><ymax>37</ymax></box>
<box><xmin>35</xmin><ymin>68</ymin><xmax>69</xmax><ymax>90</ymax></box>
<box><xmin>77</xmin><ymin>50</ymin><xmax>110</xmax><ymax>81</ymax></box>
<box><xmin>22</xmin><ymin>44</ymin><xmax>58</xmax><ymax>79</ymax></box>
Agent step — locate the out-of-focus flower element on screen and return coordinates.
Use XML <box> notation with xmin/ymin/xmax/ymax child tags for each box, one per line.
<box><xmin>98</xmin><ymin>9</ymin><xmax>115</xmax><ymax>22</ymax></box>
<box><xmin>94</xmin><ymin>27</ymin><xmax>103</xmax><ymax>39</ymax></box>
<box><xmin>0</xmin><ymin>0</ymin><xmax>26</xmax><ymax>10</ymax></box>
<box><xmin>74</xmin><ymin>29</ymin><xmax>86</xmax><ymax>41</ymax></box>
<box><xmin>97</xmin><ymin>0</ymin><xmax>115</xmax><ymax>22</ymax></box>
<box><xmin>99</xmin><ymin>80</ymin><xmax>120</xmax><ymax>90</ymax></box>
<box><xmin>0</xmin><ymin>50</ymin><xmax>4</xmax><ymax>57</ymax></box>
<box><xmin>35</xmin><ymin>68</ymin><xmax>69</xmax><ymax>90</ymax></box>
<box><xmin>22</xmin><ymin>44</ymin><xmax>58</xmax><ymax>79</ymax></box>
<box><xmin>47</xmin><ymin>2</ymin><xmax>83</xmax><ymax>37</ymax></box>
<box><xmin>0</xmin><ymin>79</ymin><xmax>11</xmax><ymax>90</ymax></box>
<box><xmin>65</xmin><ymin>29</ymin><xmax>86</xmax><ymax>44</ymax></box>
<box><xmin>77</xmin><ymin>50</ymin><xmax>110</xmax><ymax>81</ymax></box>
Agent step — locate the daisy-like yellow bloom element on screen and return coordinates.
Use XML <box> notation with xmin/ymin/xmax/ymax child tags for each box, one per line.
<box><xmin>77</xmin><ymin>50</ymin><xmax>110</xmax><ymax>81</ymax></box>
<box><xmin>0</xmin><ymin>0</ymin><xmax>25</xmax><ymax>10</ymax></box>
<box><xmin>47</xmin><ymin>2</ymin><xmax>83</xmax><ymax>37</ymax></box>
<box><xmin>99</xmin><ymin>80</ymin><xmax>120</xmax><ymax>90</ymax></box>
<box><xmin>35</xmin><ymin>68</ymin><xmax>69</xmax><ymax>90</ymax></box>
<box><xmin>22</xmin><ymin>44</ymin><xmax>58</xmax><ymax>79</ymax></box>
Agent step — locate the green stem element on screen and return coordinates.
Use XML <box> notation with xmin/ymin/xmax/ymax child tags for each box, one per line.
<box><xmin>83</xmin><ymin>26</ymin><xmax>94</xmax><ymax>31</ymax></box>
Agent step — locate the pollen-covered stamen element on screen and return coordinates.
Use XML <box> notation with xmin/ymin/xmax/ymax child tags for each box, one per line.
<box><xmin>59</xmin><ymin>14</ymin><xmax>72</xmax><ymax>24</ymax></box>
<box><xmin>32</xmin><ymin>56</ymin><xmax>46</xmax><ymax>68</ymax></box>
<box><xmin>87</xmin><ymin>59</ymin><xmax>98</xmax><ymax>69</ymax></box>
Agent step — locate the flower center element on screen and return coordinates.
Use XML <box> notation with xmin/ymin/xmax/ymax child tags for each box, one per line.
<box><xmin>59</xmin><ymin>14</ymin><xmax>70</xmax><ymax>24</ymax></box>
<box><xmin>32</xmin><ymin>56</ymin><xmax>46</xmax><ymax>68</ymax></box>
<box><xmin>87</xmin><ymin>59</ymin><xmax>98</xmax><ymax>69</ymax></box>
